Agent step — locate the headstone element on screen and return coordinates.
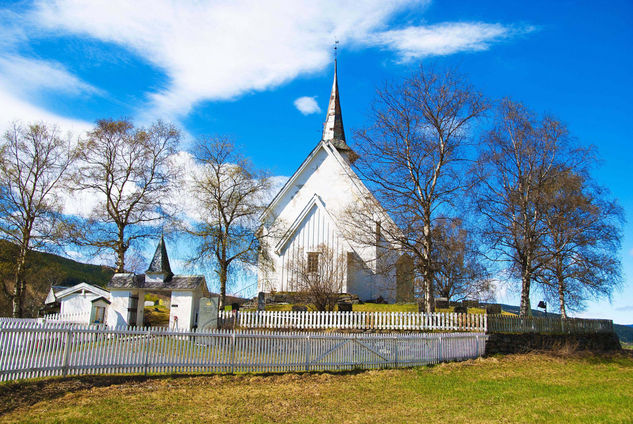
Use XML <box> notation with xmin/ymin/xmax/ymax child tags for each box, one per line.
<box><xmin>257</xmin><ymin>292</ymin><xmax>265</xmax><ymax>311</ymax></box>
<box><xmin>338</xmin><ymin>302</ymin><xmax>353</xmax><ymax>312</ymax></box>
<box><xmin>292</xmin><ymin>305</ymin><xmax>308</xmax><ymax>312</ymax></box>
<box><xmin>463</xmin><ymin>300</ymin><xmax>479</xmax><ymax>308</ymax></box>
<box><xmin>454</xmin><ymin>305</ymin><xmax>467</xmax><ymax>314</ymax></box>
<box><xmin>231</xmin><ymin>302</ymin><xmax>240</xmax><ymax>311</ymax></box>
<box><xmin>486</xmin><ymin>304</ymin><xmax>502</xmax><ymax>314</ymax></box>
<box><xmin>435</xmin><ymin>297</ymin><xmax>450</xmax><ymax>309</ymax></box>
<box><xmin>197</xmin><ymin>297</ymin><xmax>219</xmax><ymax>330</ymax></box>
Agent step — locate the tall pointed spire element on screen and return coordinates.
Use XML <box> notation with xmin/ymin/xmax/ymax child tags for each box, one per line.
<box><xmin>146</xmin><ymin>235</ymin><xmax>173</xmax><ymax>281</ymax></box>
<box><xmin>322</xmin><ymin>59</ymin><xmax>353</xmax><ymax>153</ymax></box>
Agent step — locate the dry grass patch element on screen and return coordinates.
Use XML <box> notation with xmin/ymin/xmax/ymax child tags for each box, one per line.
<box><xmin>1</xmin><ymin>352</ymin><xmax>632</xmax><ymax>423</ymax></box>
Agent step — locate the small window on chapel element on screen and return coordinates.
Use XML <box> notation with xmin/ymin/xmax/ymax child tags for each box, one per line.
<box><xmin>307</xmin><ymin>252</ymin><xmax>319</xmax><ymax>273</ymax></box>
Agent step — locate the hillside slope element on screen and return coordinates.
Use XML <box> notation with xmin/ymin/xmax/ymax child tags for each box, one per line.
<box><xmin>0</xmin><ymin>240</ymin><xmax>114</xmax><ymax>317</ymax></box>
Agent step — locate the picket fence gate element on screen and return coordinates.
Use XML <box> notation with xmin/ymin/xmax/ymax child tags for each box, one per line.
<box><xmin>0</xmin><ymin>320</ymin><xmax>486</xmax><ymax>382</ymax></box>
<box><xmin>220</xmin><ymin>310</ymin><xmax>487</xmax><ymax>332</ymax></box>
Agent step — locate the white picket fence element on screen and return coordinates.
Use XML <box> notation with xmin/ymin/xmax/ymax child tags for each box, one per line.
<box><xmin>42</xmin><ymin>312</ymin><xmax>91</xmax><ymax>324</ymax></box>
<box><xmin>0</xmin><ymin>320</ymin><xmax>486</xmax><ymax>382</ymax></box>
<box><xmin>220</xmin><ymin>310</ymin><xmax>488</xmax><ymax>332</ymax></box>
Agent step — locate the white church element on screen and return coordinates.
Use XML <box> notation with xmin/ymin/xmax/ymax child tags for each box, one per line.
<box><xmin>257</xmin><ymin>62</ymin><xmax>412</xmax><ymax>303</ymax></box>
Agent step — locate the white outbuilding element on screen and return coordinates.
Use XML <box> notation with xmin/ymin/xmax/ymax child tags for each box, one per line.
<box><xmin>44</xmin><ymin>282</ymin><xmax>111</xmax><ymax>324</ymax></box>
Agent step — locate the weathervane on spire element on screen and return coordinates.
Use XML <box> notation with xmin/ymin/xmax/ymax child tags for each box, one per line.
<box><xmin>334</xmin><ymin>40</ymin><xmax>339</xmax><ymax>59</ymax></box>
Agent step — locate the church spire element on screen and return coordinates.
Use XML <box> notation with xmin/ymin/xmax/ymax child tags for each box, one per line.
<box><xmin>146</xmin><ymin>235</ymin><xmax>173</xmax><ymax>280</ymax></box>
<box><xmin>322</xmin><ymin>59</ymin><xmax>352</xmax><ymax>153</ymax></box>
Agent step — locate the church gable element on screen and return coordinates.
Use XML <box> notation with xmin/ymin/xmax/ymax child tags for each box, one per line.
<box><xmin>276</xmin><ymin>194</ymin><xmax>349</xmax><ymax>255</ymax></box>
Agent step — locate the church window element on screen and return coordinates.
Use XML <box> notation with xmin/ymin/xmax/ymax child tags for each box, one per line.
<box><xmin>307</xmin><ymin>252</ymin><xmax>319</xmax><ymax>273</ymax></box>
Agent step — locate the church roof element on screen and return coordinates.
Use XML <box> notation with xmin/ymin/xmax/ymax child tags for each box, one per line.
<box><xmin>146</xmin><ymin>235</ymin><xmax>173</xmax><ymax>280</ymax></box>
<box><xmin>322</xmin><ymin>59</ymin><xmax>352</xmax><ymax>152</ymax></box>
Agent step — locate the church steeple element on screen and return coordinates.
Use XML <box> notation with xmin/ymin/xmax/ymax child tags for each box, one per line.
<box><xmin>146</xmin><ymin>235</ymin><xmax>173</xmax><ymax>281</ymax></box>
<box><xmin>322</xmin><ymin>59</ymin><xmax>353</xmax><ymax>154</ymax></box>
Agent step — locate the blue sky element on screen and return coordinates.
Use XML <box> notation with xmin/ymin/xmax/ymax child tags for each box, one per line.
<box><xmin>0</xmin><ymin>0</ymin><xmax>631</xmax><ymax>323</ymax></box>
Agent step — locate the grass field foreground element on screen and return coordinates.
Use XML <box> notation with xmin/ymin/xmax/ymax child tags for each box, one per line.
<box><xmin>1</xmin><ymin>352</ymin><xmax>631</xmax><ymax>423</ymax></box>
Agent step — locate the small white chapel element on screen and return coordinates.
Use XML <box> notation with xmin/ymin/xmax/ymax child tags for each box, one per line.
<box><xmin>258</xmin><ymin>61</ymin><xmax>412</xmax><ymax>303</ymax></box>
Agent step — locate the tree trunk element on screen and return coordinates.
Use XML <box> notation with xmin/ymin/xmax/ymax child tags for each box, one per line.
<box><xmin>422</xmin><ymin>223</ymin><xmax>435</xmax><ymax>313</ymax></box>
<box><xmin>219</xmin><ymin>264</ymin><xmax>227</xmax><ymax>310</ymax></box>
<box><xmin>557</xmin><ymin>271</ymin><xmax>567</xmax><ymax>319</ymax></box>
<box><xmin>519</xmin><ymin>262</ymin><xmax>532</xmax><ymax>316</ymax></box>
<box><xmin>116</xmin><ymin>226</ymin><xmax>126</xmax><ymax>273</ymax></box>
<box><xmin>11</xmin><ymin>280</ymin><xmax>24</xmax><ymax>318</ymax></box>
<box><xmin>558</xmin><ymin>282</ymin><xmax>567</xmax><ymax>319</ymax></box>
<box><xmin>12</xmin><ymin>234</ymin><xmax>30</xmax><ymax>318</ymax></box>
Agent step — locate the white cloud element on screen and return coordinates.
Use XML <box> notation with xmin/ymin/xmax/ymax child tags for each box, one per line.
<box><xmin>0</xmin><ymin>55</ymin><xmax>102</xmax><ymax>97</ymax></box>
<box><xmin>294</xmin><ymin>96</ymin><xmax>321</xmax><ymax>115</ymax></box>
<box><xmin>371</xmin><ymin>22</ymin><xmax>534</xmax><ymax>62</ymax></box>
<box><xmin>0</xmin><ymin>87</ymin><xmax>92</xmax><ymax>135</ymax></box>
<box><xmin>28</xmin><ymin>0</ymin><xmax>528</xmax><ymax>122</ymax></box>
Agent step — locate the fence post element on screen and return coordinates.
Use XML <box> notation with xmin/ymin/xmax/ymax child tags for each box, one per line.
<box><xmin>475</xmin><ymin>335</ymin><xmax>479</xmax><ymax>356</ymax></box>
<box><xmin>230</xmin><ymin>332</ymin><xmax>236</xmax><ymax>374</ymax></box>
<box><xmin>394</xmin><ymin>336</ymin><xmax>399</xmax><ymax>368</ymax></box>
<box><xmin>61</xmin><ymin>329</ymin><xmax>73</xmax><ymax>377</ymax></box>
<box><xmin>304</xmin><ymin>335</ymin><xmax>311</xmax><ymax>372</ymax></box>
<box><xmin>143</xmin><ymin>329</ymin><xmax>151</xmax><ymax>376</ymax></box>
<box><xmin>438</xmin><ymin>336</ymin><xmax>443</xmax><ymax>363</ymax></box>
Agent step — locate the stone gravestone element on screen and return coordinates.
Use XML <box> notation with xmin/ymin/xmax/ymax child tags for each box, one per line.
<box><xmin>486</xmin><ymin>304</ymin><xmax>502</xmax><ymax>315</ymax></box>
<box><xmin>435</xmin><ymin>297</ymin><xmax>450</xmax><ymax>309</ymax></box>
<box><xmin>454</xmin><ymin>305</ymin><xmax>468</xmax><ymax>314</ymax></box>
<box><xmin>197</xmin><ymin>297</ymin><xmax>219</xmax><ymax>331</ymax></box>
<box><xmin>292</xmin><ymin>305</ymin><xmax>308</xmax><ymax>312</ymax></box>
<box><xmin>257</xmin><ymin>292</ymin><xmax>266</xmax><ymax>311</ymax></box>
<box><xmin>338</xmin><ymin>302</ymin><xmax>353</xmax><ymax>312</ymax></box>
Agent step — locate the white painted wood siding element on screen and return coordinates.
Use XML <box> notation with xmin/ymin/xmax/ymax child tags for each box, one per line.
<box><xmin>278</xmin><ymin>203</ymin><xmax>347</xmax><ymax>291</ymax></box>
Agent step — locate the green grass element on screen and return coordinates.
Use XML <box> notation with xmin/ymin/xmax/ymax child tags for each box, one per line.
<box><xmin>1</xmin><ymin>352</ymin><xmax>631</xmax><ymax>423</ymax></box>
<box><xmin>143</xmin><ymin>305</ymin><xmax>170</xmax><ymax>326</ymax></box>
<box><xmin>352</xmin><ymin>302</ymin><xmax>418</xmax><ymax>312</ymax></box>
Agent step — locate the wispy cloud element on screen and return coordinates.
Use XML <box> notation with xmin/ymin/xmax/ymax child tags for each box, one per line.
<box><xmin>294</xmin><ymin>96</ymin><xmax>321</xmax><ymax>115</ymax></box>
<box><xmin>0</xmin><ymin>55</ymin><xmax>102</xmax><ymax>97</ymax></box>
<box><xmin>370</xmin><ymin>22</ymin><xmax>536</xmax><ymax>62</ymax></box>
<box><xmin>0</xmin><ymin>88</ymin><xmax>92</xmax><ymax>134</ymax></box>
<box><xmin>26</xmin><ymin>0</ymin><xmax>531</xmax><ymax>123</ymax></box>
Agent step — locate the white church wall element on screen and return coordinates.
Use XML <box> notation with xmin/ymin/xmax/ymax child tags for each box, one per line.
<box><xmin>259</xmin><ymin>143</ymin><xmax>398</xmax><ymax>301</ymax></box>
<box><xmin>278</xmin><ymin>203</ymin><xmax>348</xmax><ymax>292</ymax></box>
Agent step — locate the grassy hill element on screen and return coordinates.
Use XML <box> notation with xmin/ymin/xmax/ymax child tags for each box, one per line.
<box><xmin>0</xmin><ymin>240</ymin><xmax>115</xmax><ymax>317</ymax></box>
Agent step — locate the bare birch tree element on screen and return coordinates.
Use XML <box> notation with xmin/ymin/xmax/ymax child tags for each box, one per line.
<box><xmin>350</xmin><ymin>67</ymin><xmax>488</xmax><ymax>312</ymax></box>
<box><xmin>430</xmin><ymin>218</ymin><xmax>494</xmax><ymax>302</ymax></box>
<box><xmin>286</xmin><ymin>244</ymin><xmax>346</xmax><ymax>311</ymax></box>
<box><xmin>474</xmin><ymin>99</ymin><xmax>574</xmax><ymax>316</ymax></box>
<box><xmin>185</xmin><ymin>138</ymin><xmax>271</xmax><ymax>308</ymax></box>
<box><xmin>538</xmin><ymin>167</ymin><xmax>623</xmax><ymax>318</ymax></box>
<box><xmin>0</xmin><ymin>123</ymin><xmax>76</xmax><ymax>317</ymax></box>
<box><xmin>72</xmin><ymin>119</ymin><xmax>180</xmax><ymax>272</ymax></box>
